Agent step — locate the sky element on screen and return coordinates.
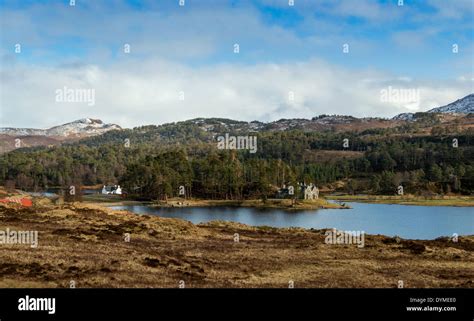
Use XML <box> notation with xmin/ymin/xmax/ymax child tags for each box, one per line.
<box><xmin>0</xmin><ymin>0</ymin><xmax>473</xmax><ymax>128</ymax></box>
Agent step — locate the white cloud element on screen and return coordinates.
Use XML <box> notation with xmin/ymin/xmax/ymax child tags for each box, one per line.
<box><xmin>426</xmin><ymin>0</ymin><xmax>474</xmax><ymax>20</ymax></box>
<box><xmin>1</xmin><ymin>58</ymin><xmax>471</xmax><ymax>128</ymax></box>
<box><xmin>0</xmin><ymin>1</ymin><xmax>472</xmax><ymax>128</ymax></box>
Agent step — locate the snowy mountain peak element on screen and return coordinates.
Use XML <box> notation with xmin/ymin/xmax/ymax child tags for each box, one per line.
<box><xmin>392</xmin><ymin>93</ymin><xmax>473</xmax><ymax>120</ymax></box>
<box><xmin>392</xmin><ymin>113</ymin><xmax>415</xmax><ymax>121</ymax></box>
<box><xmin>0</xmin><ymin>118</ymin><xmax>121</xmax><ymax>138</ymax></box>
<box><xmin>75</xmin><ymin>118</ymin><xmax>103</xmax><ymax>125</ymax></box>
<box><xmin>427</xmin><ymin>94</ymin><xmax>474</xmax><ymax>114</ymax></box>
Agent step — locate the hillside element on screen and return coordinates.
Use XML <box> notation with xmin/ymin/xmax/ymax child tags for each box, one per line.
<box><xmin>0</xmin><ymin>118</ymin><xmax>121</xmax><ymax>153</ymax></box>
<box><xmin>1</xmin><ymin>117</ymin><xmax>473</xmax><ymax>198</ymax></box>
<box><xmin>1</xmin><ymin>94</ymin><xmax>474</xmax><ymax>198</ymax></box>
<box><xmin>1</xmin><ymin>94</ymin><xmax>473</xmax><ymax>154</ymax></box>
<box><xmin>428</xmin><ymin>94</ymin><xmax>474</xmax><ymax>114</ymax></box>
<box><xmin>393</xmin><ymin>93</ymin><xmax>474</xmax><ymax>121</ymax></box>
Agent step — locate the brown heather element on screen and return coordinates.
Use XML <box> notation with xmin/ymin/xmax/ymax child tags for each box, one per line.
<box><xmin>0</xmin><ymin>198</ymin><xmax>473</xmax><ymax>288</ymax></box>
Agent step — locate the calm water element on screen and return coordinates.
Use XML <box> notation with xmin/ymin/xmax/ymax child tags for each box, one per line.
<box><xmin>109</xmin><ymin>202</ymin><xmax>473</xmax><ymax>240</ymax></box>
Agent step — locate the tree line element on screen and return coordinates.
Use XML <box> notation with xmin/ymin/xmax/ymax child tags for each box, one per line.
<box><xmin>1</xmin><ymin>126</ymin><xmax>472</xmax><ymax>199</ymax></box>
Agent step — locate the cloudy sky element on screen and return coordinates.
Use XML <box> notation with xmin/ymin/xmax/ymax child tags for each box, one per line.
<box><xmin>0</xmin><ymin>0</ymin><xmax>473</xmax><ymax>128</ymax></box>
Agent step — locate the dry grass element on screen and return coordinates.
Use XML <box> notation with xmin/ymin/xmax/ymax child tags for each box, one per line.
<box><xmin>0</xmin><ymin>200</ymin><xmax>472</xmax><ymax>288</ymax></box>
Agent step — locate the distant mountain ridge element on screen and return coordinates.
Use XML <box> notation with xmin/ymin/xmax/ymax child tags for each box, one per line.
<box><xmin>427</xmin><ymin>93</ymin><xmax>474</xmax><ymax>114</ymax></box>
<box><xmin>172</xmin><ymin>115</ymin><xmax>396</xmax><ymax>134</ymax></box>
<box><xmin>392</xmin><ymin>93</ymin><xmax>474</xmax><ymax>121</ymax></box>
<box><xmin>0</xmin><ymin>118</ymin><xmax>121</xmax><ymax>138</ymax></box>
<box><xmin>1</xmin><ymin>94</ymin><xmax>473</xmax><ymax>154</ymax></box>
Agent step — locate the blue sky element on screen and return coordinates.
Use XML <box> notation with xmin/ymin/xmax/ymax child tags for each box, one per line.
<box><xmin>0</xmin><ymin>0</ymin><xmax>473</xmax><ymax>127</ymax></box>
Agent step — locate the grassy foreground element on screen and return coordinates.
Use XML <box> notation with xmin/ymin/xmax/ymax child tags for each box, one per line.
<box><xmin>325</xmin><ymin>194</ymin><xmax>474</xmax><ymax>207</ymax></box>
<box><xmin>0</xmin><ymin>199</ymin><xmax>473</xmax><ymax>288</ymax></box>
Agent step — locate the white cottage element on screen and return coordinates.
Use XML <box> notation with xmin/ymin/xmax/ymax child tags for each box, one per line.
<box><xmin>102</xmin><ymin>185</ymin><xmax>122</xmax><ymax>195</ymax></box>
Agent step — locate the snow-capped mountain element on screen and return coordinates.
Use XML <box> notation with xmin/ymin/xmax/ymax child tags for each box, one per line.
<box><xmin>0</xmin><ymin>118</ymin><xmax>121</xmax><ymax>138</ymax></box>
<box><xmin>392</xmin><ymin>93</ymin><xmax>473</xmax><ymax>120</ymax></box>
<box><xmin>427</xmin><ymin>94</ymin><xmax>474</xmax><ymax>114</ymax></box>
<box><xmin>392</xmin><ymin>113</ymin><xmax>415</xmax><ymax>121</ymax></box>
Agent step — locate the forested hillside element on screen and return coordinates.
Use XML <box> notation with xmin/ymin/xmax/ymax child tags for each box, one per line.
<box><xmin>1</xmin><ymin>116</ymin><xmax>473</xmax><ymax>199</ymax></box>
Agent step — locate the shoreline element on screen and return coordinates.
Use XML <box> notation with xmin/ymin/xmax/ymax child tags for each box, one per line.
<box><xmin>83</xmin><ymin>196</ymin><xmax>350</xmax><ymax>210</ymax></box>
<box><xmin>149</xmin><ymin>198</ymin><xmax>349</xmax><ymax>210</ymax></box>
<box><xmin>325</xmin><ymin>195</ymin><xmax>474</xmax><ymax>207</ymax></box>
<box><xmin>16</xmin><ymin>193</ymin><xmax>474</xmax><ymax>209</ymax></box>
<box><xmin>7</xmin><ymin>188</ymin><xmax>474</xmax><ymax>208</ymax></box>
